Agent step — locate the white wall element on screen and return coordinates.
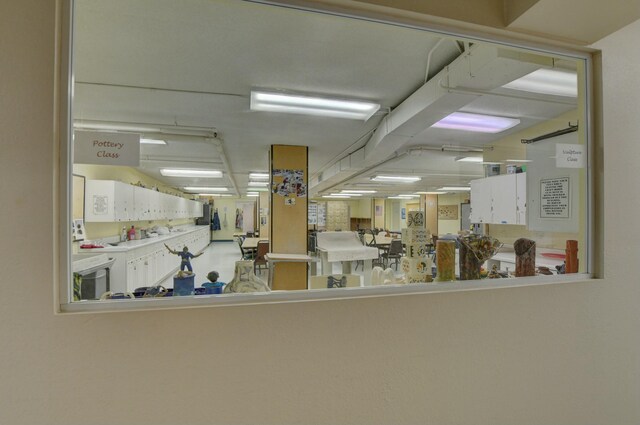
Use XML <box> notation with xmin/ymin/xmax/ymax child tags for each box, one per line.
<box><xmin>1</xmin><ymin>2</ymin><xmax>639</xmax><ymax>425</ymax></box>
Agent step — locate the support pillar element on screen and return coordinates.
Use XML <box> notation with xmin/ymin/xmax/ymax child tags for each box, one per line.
<box><xmin>270</xmin><ymin>145</ymin><xmax>308</xmax><ymax>290</ymax></box>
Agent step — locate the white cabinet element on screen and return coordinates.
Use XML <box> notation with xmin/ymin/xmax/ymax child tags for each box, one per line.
<box><xmin>470</xmin><ymin>173</ymin><xmax>526</xmax><ymax>225</ymax></box>
<box><xmin>516</xmin><ymin>173</ymin><xmax>527</xmax><ymax>225</ymax></box>
<box><xmin>491</xmin><ymin>174</ymin><xmax>517</xmax><ymax>224</ymax></box>
<box><xmin>85</xmin><ymin>180</ymin><xmax>135</xmax><ymax>222</ymax></box>
<box><xmin>85</xmin><ymin>180</ymin><xmax>203</xmax><ymax>222</ymax></box>
<box><xmin>469</xmin><ymin>178</ymin><xmax>493</xmax><ymax>224</ymax></box>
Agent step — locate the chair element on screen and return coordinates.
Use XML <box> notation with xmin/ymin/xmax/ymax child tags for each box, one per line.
<box><xmin>253</xmin><ymin>240</ymin><xmax>269</xmax><ymax>274</ymax></box>
<box><xmin>237</xmin><ymin>237</ymin><xmax>254</xmax><ymax>260</ymax></box>
<box><xmin>309</xmin><ymin>274</ymin><xmax>361</xmax><ymax>289</ymax></box>
<box><xmin>381</xmin><ymin>239</ymin><xmax>403</xmax><ymax>270</ymax></box>
<box><xmin>354</xmin><ymin>230</ymin><xmax>368</xmax><ymax>271</ymax></box>
<box><xmin>366</xmin><ymin>230</ymin><xmax>385</xmax><ymax>268</ymax></box>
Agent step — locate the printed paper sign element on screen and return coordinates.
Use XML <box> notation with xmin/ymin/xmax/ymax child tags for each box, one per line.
<box><xmin>540</xmin><ymin>177</ymin><xmax>570</xmax><ymax>218</ymax></box>
<box><xmin>556</xmin><ymin>143</ymin><xmax>585</xmax><ymax>168</ymax></box>
<box><xmin>74</xmin><ymin>130</ymin><xmax>140</xmax><ymax>166</ymax></box>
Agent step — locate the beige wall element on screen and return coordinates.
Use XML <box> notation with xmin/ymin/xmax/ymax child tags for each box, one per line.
<box><xmin>2</xmin><ymin>2</ymin><xmax>639</xmax><ymax>425</ymax></box>
<box><xmin>437</xmin><ymin>193</ymin><xmax>468</xmax><ymax>235</ymax></box>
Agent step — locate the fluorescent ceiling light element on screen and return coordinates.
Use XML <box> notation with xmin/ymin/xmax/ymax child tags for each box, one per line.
<box><xmin>372</xmin><ymin>175</ymin><xmax>421</xmax><ymax>183</ymax></box>
<box><xmin>140</xmin><ymin>138</ymin><xmax>167</xmax><ymax>145</ymax></box>
<box><xmin>330</xmin><ymin>193</ymin><xmax>361</xmax><ymax>197</ymax></box>
<box><xmin>247</xmin><ymin>192</ymin><xmax>259</xmax><ymax>197</ymax></box>
<box><xmin>198</xmin><ymin>193</ymin><xmax>232</xmax><ymax>197</ymax></box>
<box><xmin>438</xmin><ymin>186</ymin><xmax>471</xmax><ymax>191</ymax></box>
<box><xmin>340</xmin><ymin>190</ymin><xmax>377</xmax><ymax>194</ymax></box>
<box><xmin>455</xmin><ymin>156</ymin><xmax>483</xmax><ymax>163</ymax></box>
<box><xmin>249</xmin><ymin>187</ymin><xmax>268</xmax><ymax>192</ymax></box>
<box><xmin>184</xmin><ymin>187</ymin><xmax>228</xmax><ymax>192</ymax></box>
<box><xmin>388</xmin><ymin>196</ymin><xmax>415</xmax><ymax>199</ymax></box>
<box><xmin>248</xmin><ymin>181</ymin><xmax>269</xmax><ymax>187</ymax></box>
<box><xmin>160</xmin><ymin>169</ymin><xmax>222</xmax><ymax>178</ymax></box>
<box><xmin>249</xmin><ymin>172</ymin><xmax>269</xmax><ymax>179</ymax></box>
<box><xmin>251</xmin><ymin>90</ymin><xmax>380</xmax><ymax>121</ymax></box>
<box><xmin>322</xmin><ymin>195</ymin><xmax>351</xmax><ymax>198</ymax></box>
<box><xmin>506</xmin><ymin>159</ymin><xmax>533</xmax><ymax>163</ymax></box>
<box><xmin>415</xmin><ymin>191</ymin><xmax>447</xmax><ymax>195</ymax></box>
<box><xmin>502</xmin><ymin>68</ymin><xmax>578</xmax><ymax>97</ymax></box>
<box><xmin>432</xmin><ymin>112</ymin><xmax>520</xmax><ymax>133</ymax></box>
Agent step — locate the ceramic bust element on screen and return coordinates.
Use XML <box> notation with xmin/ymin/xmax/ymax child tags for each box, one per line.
<box><xmin>223</xmin><ymin>260</ymin><xmax>270</xmax><ymax>293</ymax></box>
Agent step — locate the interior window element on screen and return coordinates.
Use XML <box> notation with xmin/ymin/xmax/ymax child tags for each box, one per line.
<box><xmin>65</xmin><ymin>0</ymin><xmax>591</xmax><ymax>308</ymax></box>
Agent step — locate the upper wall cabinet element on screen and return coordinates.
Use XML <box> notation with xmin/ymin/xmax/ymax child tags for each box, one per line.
<box><xmin>84</xmin><ymin>180</ymin><xmax>203</xmax><ymax>222</ymax></box>
<box><xmin>470</xmin><ymin>173</ymin><xmax>526</xmax><ymax>225</ymax></box>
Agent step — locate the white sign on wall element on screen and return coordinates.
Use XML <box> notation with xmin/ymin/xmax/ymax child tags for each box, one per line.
<box><xmin>74</xmin><ymin>130</ymin><xmax>140</xmax><ymax>166</ymax></box>
<box><xmin>540</xmin><ymin>177</ymin><xmax>570</xmax><ymax>218</ymax></box>
<box><xmin>556</xmin><ymin>143</ymin><xmax>585</xmax><ymax>168</ymax></box>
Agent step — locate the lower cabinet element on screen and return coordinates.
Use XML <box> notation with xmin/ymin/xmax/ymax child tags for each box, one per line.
<box><xmin>106</xmin><ymin>227</ymin><xmax>210</xmax><ymax>293</ymax></box>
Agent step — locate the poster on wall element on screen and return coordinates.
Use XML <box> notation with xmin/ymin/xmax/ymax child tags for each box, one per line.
<box><xmin>72</xmin><ymin>219</ymin><xmax>85</xmax><ymax>242</ymax></box>
<box><xmin>438</xmin><ymin>205</ymin><xmax>459</xmax><ymax>220</ymax></box>
<box><xmin>272</xmin><ymin>169</ymin><xmax>306</xmax><ymax>197</ymax></box>
<box><xmin>540</xmin><ymin>177</ymin><xmax>570</xmax><ymax>218</ymax></box>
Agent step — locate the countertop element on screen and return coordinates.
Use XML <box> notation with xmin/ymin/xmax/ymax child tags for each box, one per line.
<box><xmin>78</xmin><ymin>225</ymin><xmax>209</xmax><ymax>253</ymax></box>
<box><xmin>490</xmin><ymin>245</ymin><xmax>566</xmax><ymax>269</ymax></box>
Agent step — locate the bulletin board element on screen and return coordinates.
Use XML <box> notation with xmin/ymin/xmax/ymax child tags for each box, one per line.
<box><xmin>438</xmin><ymin>205</ymin><xmax>459</xmax><ymax>220</ymax></box>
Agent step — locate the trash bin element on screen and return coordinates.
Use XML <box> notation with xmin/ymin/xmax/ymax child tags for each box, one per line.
<box><xmin>173</xmin><ymin>273</ymin><xmax>195</xmax><ymax>296</ymax></box>
<box><xmin>81</xmin><ymin>269</ymin><xmax>108</xmax><ymax>300</ymax></box>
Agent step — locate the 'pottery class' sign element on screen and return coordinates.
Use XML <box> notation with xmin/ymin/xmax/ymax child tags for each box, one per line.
<box><xmin>74</xmin><ymin>130</ymin><xmax>140</xmax><ymax>166</ymax></box>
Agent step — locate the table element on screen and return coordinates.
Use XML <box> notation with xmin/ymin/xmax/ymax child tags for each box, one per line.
<box><xmin>264</xmin><ymin>253</ymin><xmax>313</xmax><ymax>289</ymax></box>
<box><xmin>316</xmin><ymin>232</ymin><xmax>379</xmax><ymax>277</ymax></box>
<box><xmin>364</xmin><ymin>234</ymin><xmax>397</xmax><ymax>247</ymax></box>
<box><xmin>242</xmin><ymin>237</ymin><xmax>269</xmax><ymax>250</ymax></box>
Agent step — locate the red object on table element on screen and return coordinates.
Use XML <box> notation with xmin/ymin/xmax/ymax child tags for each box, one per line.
<box><xmin>80</xmin><ymin>244</ymin><xmax>104</xmax><ymax>249</ymax></box>
<box><xmin>540</xmin><ymin>253</ymin><xmax>566</xmax><ymax>260</ymax></box>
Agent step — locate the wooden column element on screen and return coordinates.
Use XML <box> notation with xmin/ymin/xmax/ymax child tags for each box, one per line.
<box><xmin>270</xmin><ymin>145</ymin><xmax>308</xmax><ymax>290</ymax></box>
<box><xmin>425</xmin><ymin>194</ymin><xmax>438</xmax><ymax>236</ymax></box>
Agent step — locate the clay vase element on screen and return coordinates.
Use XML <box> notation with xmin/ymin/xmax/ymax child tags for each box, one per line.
<box><xmin>223</xmin><ymin>260</ymin><xmax>270</xmax><ymax>293</ymax></box>
<box><xmin>565</xmin><ymin>240</ymin><xmax>579</xmax><ymax>273</ymax></box>
<box><xmin>514</xmin><ymin>238</ymin><xmax>536</xmax><ymax>277</ymax></box>
<box><xmin>435</xmin><ymin>240</ymin><xmax>456</xmax><ymax>282</ymax></box>
<box><xmin>459</xmin><ymin>239</ymin><xmax>481</xmax><ymax>281</ymax></box>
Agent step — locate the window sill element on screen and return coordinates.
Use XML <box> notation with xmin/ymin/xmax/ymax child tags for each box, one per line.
<box><xmin>59</xmin><ymin>273</ymin><xmax>594</xmax><ymax>314</ymax></box>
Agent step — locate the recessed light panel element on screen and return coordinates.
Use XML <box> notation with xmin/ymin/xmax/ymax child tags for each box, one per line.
<box><xmin>503</xmin><ymin>68</ymin><xmax>578</xmax><ymax>97</ymax></box>
<box><xmin>372</xmin><ymin>175</ymin><xmax>421</xmax><ymax>183</ymax></box>
<box><xmin>160</xmin><ymin>169</ymin><xmax>222</xmax><ymax>178</ymax></box>
<box><xmin>184</xmin><ymin>187</ymin><xmax>228</xmax><ymax>192</ymax></box>
<box><xmin>251</xmin><ymin>90</ymin><xmax>380</xmax><ymax>120</ymax></box>
<box><xmin>432</xmin><ymin>112</ymin><xmax>520</xmax><ymax>133</ymax></box>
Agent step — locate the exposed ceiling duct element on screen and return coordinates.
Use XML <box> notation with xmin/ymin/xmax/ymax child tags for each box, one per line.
<box><xmin>309</xmin><ymin>43</ymin><xmax>556</xmax><ymax>196</ymax></box>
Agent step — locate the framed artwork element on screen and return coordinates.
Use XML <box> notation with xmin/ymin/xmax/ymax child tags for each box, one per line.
<box><xmin>438</xmin><ymin>205</ymin><xmax>459</xmax><ymax>220</ymax></box>
<box><xmin>401</xmin><ymin>208</ymin><xmax>406</xmax><ymax>219</ymax></box>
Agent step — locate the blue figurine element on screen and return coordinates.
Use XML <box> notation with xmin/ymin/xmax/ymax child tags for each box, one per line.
<box><xmin>202</xmin><ymin>271</ymin><xmax>226</xmax><ymax>294</ymax></box>
<box><xmin>164</xmin><ymin>244</ymin><xmax>203</xmax><ymax>274</ymax></box>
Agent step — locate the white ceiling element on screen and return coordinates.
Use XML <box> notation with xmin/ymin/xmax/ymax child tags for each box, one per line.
<box><xmin>72</xmin><ymin>0</ymin><xmax>580</xmax><ymax>198</ymax></box>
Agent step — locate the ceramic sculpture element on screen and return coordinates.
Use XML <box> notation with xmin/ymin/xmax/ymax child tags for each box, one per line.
<box><xmin>458</xmin><ymin>234</ymin><xmax>502</xmax><ymax>280</ymax></box>
<box><xmin>514</xmin><ymin>238</ymin><xmax>536</xmax><ymax>277</ymax></box>
<box><xmin>399</xmin><ymin>212</ymin><xmax>432</xmax><ymax>283</ymax></box>
<box><xmin>435</xmin><ymin>240</ymin><xmax>456</xmax><ymax>282</ymax></box>
<box><xmin>223</xmin><ymin>260</ymin><xmax>270</xmax><ymax>293</ymax></box>
<box><xmin>565</xmin><ymin>240</ymin><xmax>578</xmax><ymax>273</ymax></box>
